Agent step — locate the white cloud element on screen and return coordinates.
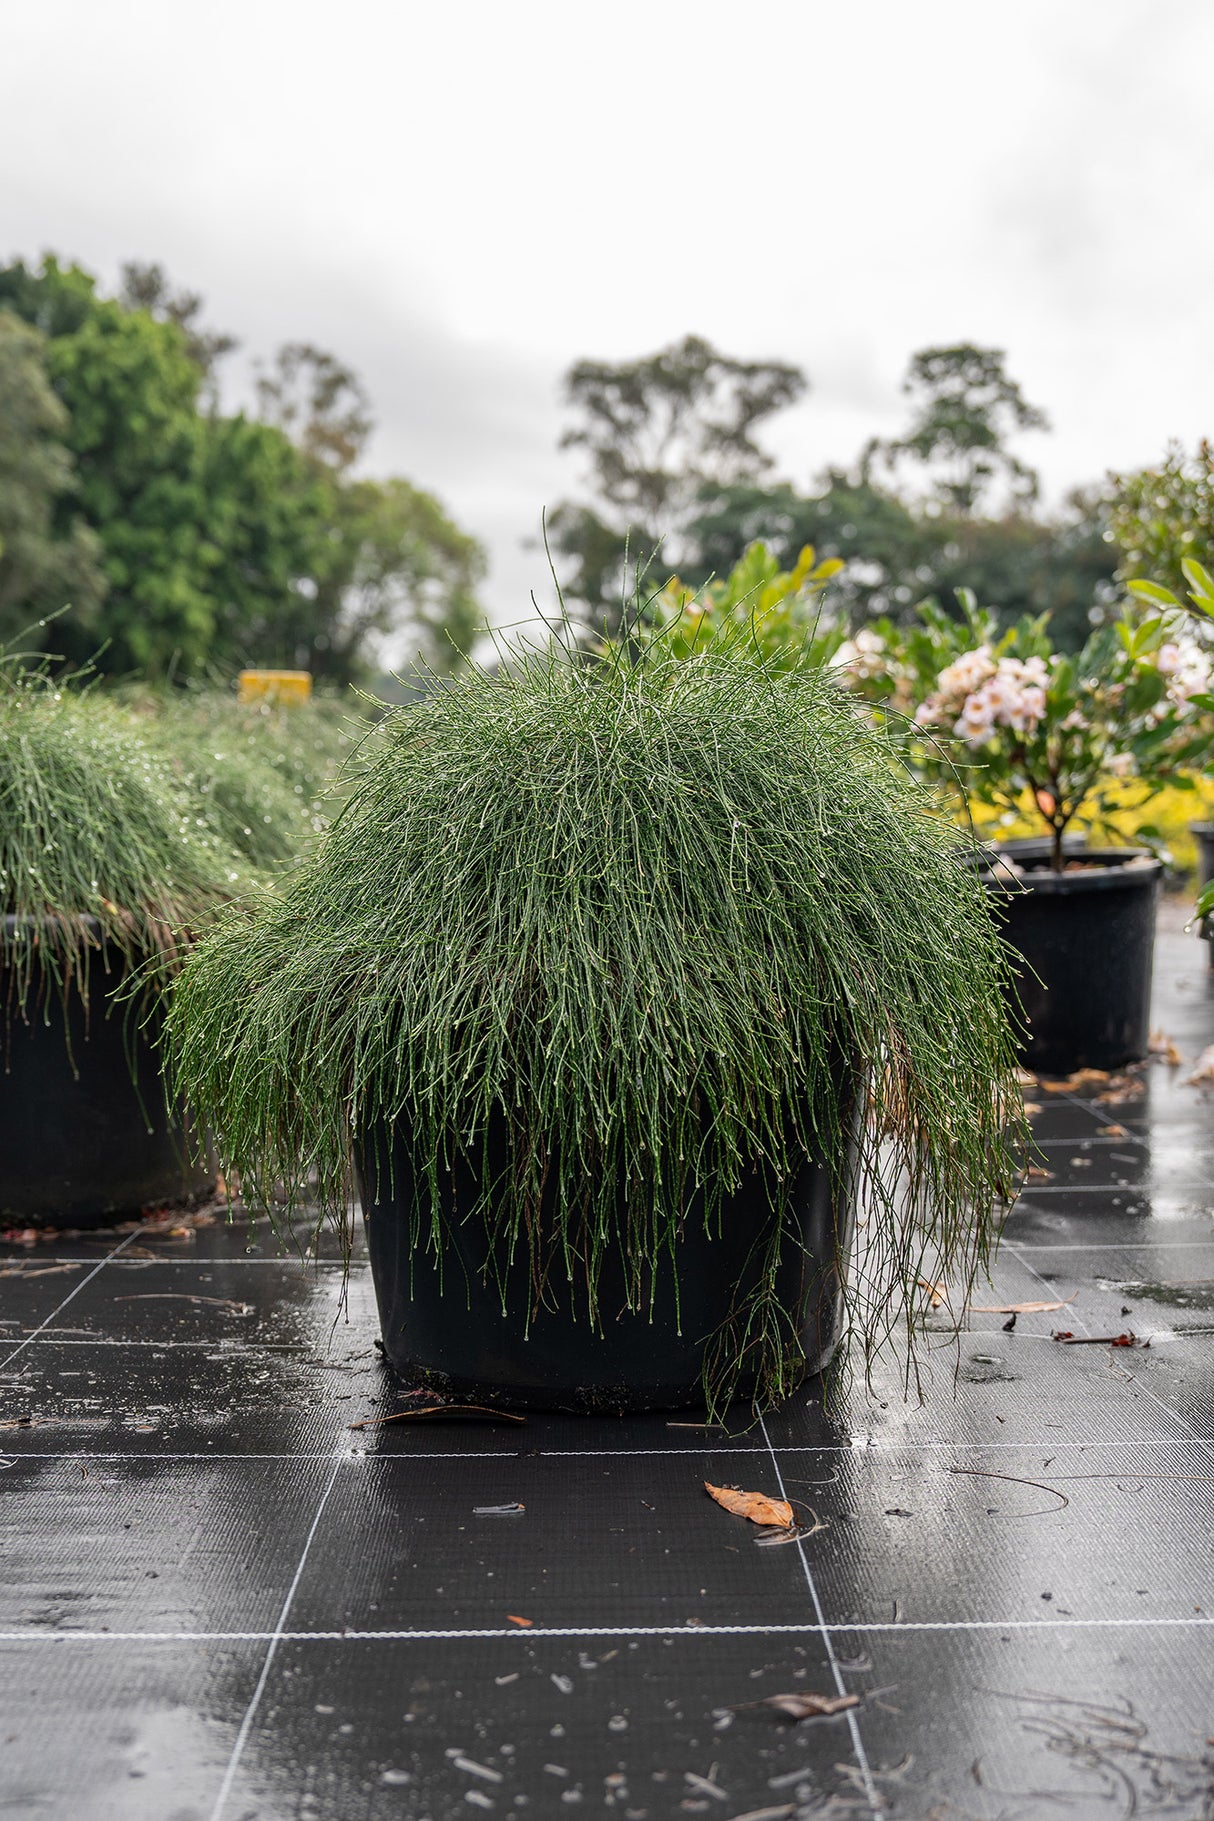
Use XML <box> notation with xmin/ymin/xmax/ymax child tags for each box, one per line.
<box><xmin>3</xmin><ymin>0</ymin><xmax>1213</xmax><ymax>626</ymax></box>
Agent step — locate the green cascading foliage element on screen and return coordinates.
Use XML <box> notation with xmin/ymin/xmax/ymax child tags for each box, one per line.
<box><xmin>0</xmin><ymin>660</ymin><xmax>356</xmax><ymax>1016</ymax></box>
<box><xmin>0</xmin><ymin>663</ymin><xmax>252</xmax><ymax>1012</ymax></box>
<box><xmin>167</xmin><ymin>630</ymin><xmax>1025</xmax><ymax>1411</ymax></box>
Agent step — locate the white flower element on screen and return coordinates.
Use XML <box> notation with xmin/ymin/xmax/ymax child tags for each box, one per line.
<box><xmin>936</xmin><ymin>646</ymin><xmax>997</xmax><ymax>704</ymax></box>
<box><xmin>831</xmin><ymin>627</ymin><xmax>887</xmax><ymax>686</ymax></box>
<box><xmin>1105</xmin><ymin>751</ymin><xmax>1135</xmax><ymax>777</ymax></box>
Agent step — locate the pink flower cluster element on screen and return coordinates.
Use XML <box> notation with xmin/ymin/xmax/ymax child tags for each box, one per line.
<box><xmin>1154</xmin><ymin>639</ymin><xmax>1212</xmax><ymax>710</ymax></box>
<box><xmin>916</xmin><ymin>647</ymin><xmax>1050</xmax><ymax>748</ymax></box>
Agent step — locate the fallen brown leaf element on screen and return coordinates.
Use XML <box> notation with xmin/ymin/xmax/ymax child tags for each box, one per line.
<box><xmin>1025</xmin><ymin>1166</ymin><xmax>1055</xmax><ymax>1181</ymax></box>
<box><xmin>917</xmin><ymin>1277</ymin><xmax>950</xmax><ymax>1309</ymax></box>
<box><xmin>747</xmin><ymin>1692</ymin><xmax>860</xmax><ymax>1720</ymax></box>
<box><xmin>1149</xmin><ymin>1030</ymin><xmax>1186</xmax><ymax>1067</ymax></box>
<box><xmin>506</xmin><ymin>1614</ymin><xmax>532</xmax><ymax>1627</ymax></box>
<box><xmin>705</xmin><ymin>1482</ymin><xmax>794</xmax><ymax>1529</ymax></box>
<box><xmin>1096</xmin><ymin>1078</ymin><xmax>1145</xmax><ymax>1104</ymax></box>
<box><xmin>1023</xmin><ymin>1101</ymin><xmax>1043</xmax><ymax>1115</ymax></box>
<box><xmin>1185</xmin><ymin>1045</ymin><xmax>1214</xmax><ymax>1087</ymax></box>
<box><xmin>969</xmin><ymin>1298</ymin><xmax>1073</xmax><ymax>1315</ymax></box>
<box><xmin>1040</xmin><ymin>1067</ymin><xmax>1112</xmax><ymax>1092</ymax></box>
<box><xmin>1097</xmin><ymin>1124</ymin><xmax>1129</xmax><ymax>1138</ymax></box>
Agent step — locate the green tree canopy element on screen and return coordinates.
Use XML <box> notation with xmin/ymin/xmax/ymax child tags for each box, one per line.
<box><xmin>0</xmin><ymin>255</ymin><xmax>486</xmax><ymax>681</ymax></box>
<box><xmin>684</xmin><ymin>474</ymin><xmax>1116</xmax><ymax>651</ymax></box>
<box><xmin>1109</xmin><ymin>441</ymin><xmax>1214</xmax><ymax>598</ymax></box>
<box><xmin>0</xmin><ymin>311</ymin><xmax>107</xmax><ymax>648</ymax></box>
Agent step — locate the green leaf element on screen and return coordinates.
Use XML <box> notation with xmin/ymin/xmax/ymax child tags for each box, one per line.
<box><xmin>1181</xmin><ymin>557</ymin><xmax>1214</xmax><ymax>599</ymax></box>
<box><xmin>1128</xmin><ymin>579</ymin><xmax>1179</xmax><ymax>607</ymax></box>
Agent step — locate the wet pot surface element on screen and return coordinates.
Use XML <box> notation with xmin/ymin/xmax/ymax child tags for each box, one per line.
<box><xmin>985</xmin><ymin>848</ymin><xmax>1161</xmax><ymax>1075</ymax></box>
<box><xmin>356</xmin><ymin>1118</ymin><xmax>853</xmax><ymax>1413</ymax></box>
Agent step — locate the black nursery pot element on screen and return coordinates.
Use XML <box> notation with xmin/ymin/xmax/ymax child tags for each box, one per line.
<box><xmin>983</xmin><ymin>849</ymin><xmax>1161</xmax><ymax>1075</ymax></box>
<box><xmin>0</xmin><ymin>919</ymin><xmax>215</xmax><ymax>1229</ymax></box>
<box><xmin>357</xmin><ymin>1116</ymin><xmax>855</xmax><ymax>1414</ymax></box>
<box><xmin>1193</xmin><ymin>822</ymin><xmax>1214</xmax><ymax>962</ymax></box>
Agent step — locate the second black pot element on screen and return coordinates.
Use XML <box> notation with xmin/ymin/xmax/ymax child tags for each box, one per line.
<box><xmin>1</xmin><ymin>920</ymin><xmax>214</xmax><ymax>1229</ymax></box>
<box><xmin>982</xmin><ymin>848</ymin><xmax>1161</xmax><ymax>1075</ymax></box>
<box><xmin>357</xmin><ymin>1114</ymin><xmax>855</xmax><ymax>1413</ymax></box>
<box><xmin>1193</xmin><ymin>821</ymin><xmax>1214</xmax><ymax>962</ymax></box>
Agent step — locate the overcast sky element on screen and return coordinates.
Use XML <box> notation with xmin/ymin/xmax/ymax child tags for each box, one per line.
<box><xmin>4</xmin><ymin>0</ymin><xmax>1213</xmax><ymax>629</ymax></box>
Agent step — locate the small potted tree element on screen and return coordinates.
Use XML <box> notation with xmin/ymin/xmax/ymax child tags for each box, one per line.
<box><xmin>168</xmin><ymin>630</ymin><xmax>1021</xmax><ymax>1415</ymax></box>
<box><xmin>0</xmin><ymin>662</ymin><xmax>263</xmax><ymax>1228</ymax></box>
<box><xmin>846</xmin><ymin>593</ymin><xmax>1213</xmax><ymax>1073</ymax></box>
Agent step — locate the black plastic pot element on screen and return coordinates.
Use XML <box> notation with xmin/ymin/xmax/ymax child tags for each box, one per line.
<box><xmin>0</xmin><ymin>918</ymin><xmax>214</xmax><ymax>1229</ymax></box>
<box><xmin>982</xmin><ymin>848</ymin><xmax>1161</xmax><ymax>1075</ymax></box>
<box><xmin>1193</xmin><ymin>822</ymin><xmax>1214</xmax><ymax>962</ymax></box>
<box><xmin>357</xmin><ymin>1115</ymin><xmax>854</xmax><ymax>1413</ymax></box>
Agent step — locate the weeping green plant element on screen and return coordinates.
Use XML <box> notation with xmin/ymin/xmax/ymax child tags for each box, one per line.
<box><xmin>141</xmin><ymin>691</ymin><xmax>361</xmax><ymax>871</ymax></box>
<box><xmin>167</xmin><ymin>623</ymin><xmax>1025</xmax><ymax>1410</ymax></box>
<box><xmin>0</xmin><ymin>658</ymin><xmax>259</xmax><ymax>1016</ymax></box>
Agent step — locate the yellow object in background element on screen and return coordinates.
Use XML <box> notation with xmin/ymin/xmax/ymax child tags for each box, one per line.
<box><xmin>237</xmin><ymin>669</ymin><xmax>313</xmax><ymax>706</ymax></box>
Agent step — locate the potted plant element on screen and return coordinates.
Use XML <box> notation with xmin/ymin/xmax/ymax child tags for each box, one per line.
<box><xmin>0</xmin><ymin>660</ymin><xmax>268</xmax><ymax>1229</ymax></box>
<box><xmin>167</xmin><ymin>632</ymin><xmax>1021</xmax><ymax>1415</ymax></box>
<box><xmin>846</xmin><ymin>592</ymin><xmax>1212</xmax><ymax>1074</ymax></box>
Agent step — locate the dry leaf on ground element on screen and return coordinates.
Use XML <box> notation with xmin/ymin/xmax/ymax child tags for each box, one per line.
<box><xmin>1096</xmin><ymin>1078</ymin><xmax>1145</xmax><ymax>1104</ymax></box>
<box><xmin>1040</xmin><ymin>1067</ymin><xmax>1112</xmax><ymax>1092</ymax></box>
<box><xmin>969</xmin><ymin>1298</ymin><xmax>1073</xmax><ymax>1315</ymax></box>
<box><xmin>1149</xmin><ymin>1030</ymin><xmax>1186</xmax><ymax>1066</ymax></box>
<box><xmin>1185</xmin><ymin>1045</ymin><xmax>1214</xmax><ymax>1087</ymax></box>
<box><xmin>753</xmin><ymin>1692</ymin><xmax>860</xmax><ymax>1720</ymax></box>
<box><xmin>916</xmin><ymin>1277</ymin><xmax>950</xmax><ymax>1309</ymax></box>
<box><xmin>704</xmin><ymin>1482</ymin><xmax>794</xmax><ymax>1529</ymax></box>
<box><xmin>1097</xmin><ymin>1124</ymin><xmax>1129</xmax><ymax>1138</ymax></box>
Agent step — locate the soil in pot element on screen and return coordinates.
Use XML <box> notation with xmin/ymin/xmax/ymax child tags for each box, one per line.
<box><xmin>1</xmin><ymin>922</ymin><xmax>214</xmax><ymax>1229</ymax></box>
<box><xmin>982</xmin><ymin>848</ymin><xmax>1161</xmax><ymax>1075</ymax></box>
<box><xmin>357</xmin><ymin>1114</ymin><xmax>854</xmax><ymax>1414</ymax></box>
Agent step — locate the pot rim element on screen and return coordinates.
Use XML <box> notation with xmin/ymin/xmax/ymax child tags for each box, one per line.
<box><xmin>981</xmin><ymin>846</ymin><xmax>1163</xmax><ymax>898</ymax></box>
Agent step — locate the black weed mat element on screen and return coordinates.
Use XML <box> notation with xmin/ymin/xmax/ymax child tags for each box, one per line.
<box><xmin>2</xmin><ymin>924</ymin><xmax>1213</xmax><ymax>1818</ymax></box>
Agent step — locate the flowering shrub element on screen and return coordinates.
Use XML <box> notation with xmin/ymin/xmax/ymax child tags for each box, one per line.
<box><xmin>842</xmin><ymin>591</ymin><xmax>1213</xmax><ymax>872</ymax></box>
<box><xmin>1129</xmin><ymin>559</ymin><xmax>1214</xmax><ymax>916</ymax></box>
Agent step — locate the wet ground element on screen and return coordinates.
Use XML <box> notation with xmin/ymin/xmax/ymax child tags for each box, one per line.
<box><xmin>2</xmin><ymin>917</ymin><xmax>1213</xmax><ymax>1820</ymax></box>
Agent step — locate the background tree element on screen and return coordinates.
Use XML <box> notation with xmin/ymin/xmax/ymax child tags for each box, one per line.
<box><xmin>0</xmin><ymin>311</ymin><xmax>107</xmax><ymax>647</ymax></box>
<box><xmin>255</xmin><ymin>342</ymin><xmax>373</xmax><ymax>474</ymax></box>
<box><xmin>863</xmin><ymin>342</ymin><xmax>1050</xmax><ymax>515</ymax></box>
<box><xmin>1</xmin><ymin>257</ymin><xmax>218</xmax><ymax>672</ymax></box>
<box><xmin>306</xmin><ymin>477</ymin><xmax>485</xmax><ymax>679</ymax></box>
<box><xmin>1109</xmin><ymin>441</ymin><xmax>1214</xmax><ymax>598</ymax></box>
<box><xmin>551</xmin><ymin>334</ymin><xmax>806</xmax><ymax>632</ymax></box>
<box><xmin>118</xmin><ymin>260</ymin><xmax>239</xmax><ymax>396</ymax></box>
<box><xmin>0</xmin><ymin>255</ymin><xmax>486</xmax><ymax>681</ymax></box>
<box><xmin>677</xmin><ymin>344</ymin><xmax>1112</xmax><ymax>648</ymax></box>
